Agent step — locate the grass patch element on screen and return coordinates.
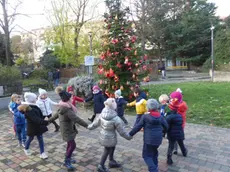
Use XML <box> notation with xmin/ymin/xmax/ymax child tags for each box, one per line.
<box><xmin>142</xmin><ymin>82</ymin><xmax>230</xmax><ymax>128</ymax></box>
<box><xmin>22</xmin><ymin>79</ymin><xmax>45</xmax><ymax>87</ymax></box>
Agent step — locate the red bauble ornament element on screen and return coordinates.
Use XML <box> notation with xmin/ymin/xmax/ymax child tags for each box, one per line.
<box><xmin>100</xmin><ymin>53</ymin><xmax>106</xmax><ymax>60</ymax></box>
<box><xmin>107</xmin><ymin>50</ymin><xmax>112</xmax><ymax>57</ymax></box>
<box><xmin>111</xmin><ymin>39</ymin><xmax>119</xmax><ymax>44</ymax></box>
<box><xmin>144</xmin><ymin>55</ymin><xmax>148</xmax><ymax>60</ymax></box>
<box><xmin>105</xmin><ymin>71</ymin><xmax>110</xmax><ymax>78</ymax></box>
<box><xmin>116</xmin><ymin>63</ymin><xmax>122</xmax><ymax>68</ymax></box>
<box><xmin>124</xmin><ymin>47</ymin><xmax>132</xmax><ymax>51</ymax></box>
<box><xmin>98</xmin><ymin>68</ymin><xmax>104</xmax><ymax>74</ymax></box>
<box><xmin>127</xmin><ymin>62</ymin><xmax>132</xmax><ymax>66</ymax></box>
<box><xmin>143</xmin><ymin>65</ymin><xmax>147</xmax><ymax>71</ymax></box>
<box><xmin>131</xmin><ymin>36</ymin><xmax>137</xmax><ymax>43</ymax></box>
<box><xmin>114</xmin><ymin>52</ymin><xmax>119</xmax><ymax>56</ymax></box>
<box><xmin>109</xmin><ymin>68</ymin><xmax>115</xmax><ymax>77</ymax></box>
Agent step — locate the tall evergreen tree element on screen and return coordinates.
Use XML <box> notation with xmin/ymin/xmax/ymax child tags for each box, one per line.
<box><xmin>98</xmin><ymin>0</ymin><xmax>149</xmax><ymax>98</ymax></box>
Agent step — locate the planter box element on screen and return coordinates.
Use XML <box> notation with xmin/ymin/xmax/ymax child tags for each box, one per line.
<box><xmin>0</xmin><ymin>82</ymin><xmax>23</xmax><ymax>97</ymax></box>
<box><xmin>209</xmin><ymin>70</ymin><xmax>230</xmax><ymax>82</ymax></box>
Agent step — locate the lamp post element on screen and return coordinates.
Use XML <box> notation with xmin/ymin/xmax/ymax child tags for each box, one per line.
<box><xmin>89</xmin><ymin>32</ymin><xmax>93</xmax><ymax>56</ymax></box>
<box><xmin>88</xmin><ymin>32</ymin><xmax>93</xmax><ymax>75</ymax></box>
<box><xmin>211</xmin><ymin>25</ymin><xmax>215</xmax><ymax>82</ymax></box>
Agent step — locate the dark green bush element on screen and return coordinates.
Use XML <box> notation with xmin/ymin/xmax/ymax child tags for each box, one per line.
<box><xmin>30</xmin><ymin>69</ymin><xmax>49</xmax><ymax>80</ymax></box>
<box><xmin>0</xmin><ymin>64</ymin><xmax>22</xmax><ymax>84</ymax></box>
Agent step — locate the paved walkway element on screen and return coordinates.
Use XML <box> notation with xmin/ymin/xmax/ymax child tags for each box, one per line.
<box><xmin>0</xmin><ymin>92</ymin><xmax>230</xmax><ymax>172</ymax></box>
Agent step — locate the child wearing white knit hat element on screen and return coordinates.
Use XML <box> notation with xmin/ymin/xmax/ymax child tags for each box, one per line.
<box><xmin>22</xmin><ymin>92</ymin><xmax>49</xmax><ymax>159</ymax></box>
<box><xmin>114</xmin><ymin>89</ymin><xmax>128</xmax><ymax>125</ymax></box>
<box><xmin>36</xmin><ymin>88</ymin><xmax>60</xmax><ymax>132</ymax></box>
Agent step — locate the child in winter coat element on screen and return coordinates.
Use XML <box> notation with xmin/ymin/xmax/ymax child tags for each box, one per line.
<box><xmin>130</xmin><ymin>85</ymin><xmax>147</xmax><ymax>100</ymax></box>
<box><xmin>36</xmin><ymin>88</ymin><xmax>60</xmax><ymax>132</ymax></box>
<box><xmin>166</xmin><ymin>92</ymin><xmax>188</xmax><ymax>165</ymax></box>
<box><xmin>9</xmin><ymin>94</ymin><xmax>20</xmax><ymax>138</ymax></box>
<box><xmin>127</xmin><ymin>88</ymin><xmax>147</xmax><ymax>127</ymax></box>
<box><xmin>85</xmin><ymin>85</ymin><xmax>105</xmax><ymax>122</ymax></box>
<box><xmin>114</xmin><ymin>89</ymin><xmax>128</xmax><ymax>125</ymax></box>
<box><xmin>129</xmin><ymin>99</ymin><xmax>168</xmax><ymax>172</ymax></box>
<box><xmin>48</xmin><ymin>87</ymin><xmax>88</xmax><ymax>171</ymax></box>
<box><xmin>159</xmin><ymin>94</ymin><xmax>169</xmax><ymax>117</ymax></box>
<box><xmin>67</xmin><ymin>85</ymin><xmax>84</xmax><ymax>106</ymax></box>
<box><xmin>19</xmin><ymin>92</ymin><xmax>49</xmax><ymax>159</ymax></box>
<box><xmin>88</xmin><ymin>98</ymin><xmax>132</xmax><ymax>172</ymax></box>
<box><xmin>10</xmin><ymin>95</ymin><xmax>27</xmax><ymax>147</ymax></box>
<box><xmin>171</xmin><ymin>88</ymin><xmax>188</xmax><ymax>154</ymax></box>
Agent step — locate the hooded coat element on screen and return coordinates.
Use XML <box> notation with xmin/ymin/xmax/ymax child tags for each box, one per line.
<box><xmin>23</xmin><ymin>105</ymin><xmax>49</xmax><ymax>136</ymax></box>
<box><xmin>88</xmin><ymin>106</ymin><xmax>131</xmax><ymax>147</ymax></box>
<box><xmin>49</xmin><ymin>106</ymin><xmax>88</xmax><ymax>142</ymax></box>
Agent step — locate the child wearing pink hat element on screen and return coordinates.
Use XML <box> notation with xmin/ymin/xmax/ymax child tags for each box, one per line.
<box><xmin>85</xmin><ymin>85</ymin><xmax>105</xmax><ymax>122</ymax></box>
<box><xmin>166</xmin><ymin>92</ymin><xmax>188</xmax><ymax>165</ymax></box>
<box><xmin>171</xmin><ymin>88</ymin><xmax>188</xmax><ymax>155</ymax></box>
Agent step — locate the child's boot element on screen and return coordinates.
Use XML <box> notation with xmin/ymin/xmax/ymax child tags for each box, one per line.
<box><xmin>109</xmin><ymin>160</ymin><xmax>121</xmax><ymax>168</ymax></box>
<box><xmin>167</xmin><ymin>154</ymin><xmax>173</xmax><ymax>165</ymax></box>
<box><xmin>182</xmin><ymin>148</ymin><xmax>188</xmax><ymax>157</ymax></box>
<box><xmin>63</xmin><ymin>158</ymin><xmax>76</xmax><ymax>171</ymax></box>
<box><xmin>97</xmin><ymin>164</ymin><xmax>109</xmax><ymax>172</ymax></box>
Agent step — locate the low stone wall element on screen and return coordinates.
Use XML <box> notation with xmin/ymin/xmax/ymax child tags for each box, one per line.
<box><xmin>209</xmin><ymin>70</ymin><xmax>230</xmax><ymax>82</ymax></box>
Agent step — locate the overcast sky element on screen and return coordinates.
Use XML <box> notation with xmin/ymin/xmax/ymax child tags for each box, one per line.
<box><xmin>9</xmin><ymin>0</ymin><xmax>230</xmax><ymax>35</ymax></box>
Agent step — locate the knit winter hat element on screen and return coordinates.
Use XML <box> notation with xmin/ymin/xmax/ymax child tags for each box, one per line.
<box><xmin>24</xmin><ymin>92</ymin><xmax>37</xmax><ymax>103</ymax></box>
<box><xmin>93</xmin><ymin>85</ymin><xmax>100</xmax><ymax>91</ymax></box>
<box><xmin>104</xmin><ymin>98</ymin><xmax>117</xmax><ymax>110</ymax></box>
<box><xmin>55</xmin><ymin>86</ymin><xmax>72</xmax><ymax>102</ymax></box>
<box><xmin>59</xmin><ymin>91</ymin><xmax>72</xmax><ymax>102</ymax></box>
<box><xmin>147</xmin><ymin>99</ymin><xmax>160</xmax><ymax>111</ymax></box>
<box><xmin>115</xmin><ymin>89</ymin><xmax>121</xmax><ymax>97</ymax></box>
<box><xmin>168</xmin><ymin>91</ymin><xmax>181</xmax><ymax>111</ymax></box>
<box><xmin>38</xmin><ymin>88</ymin><xmax>47</xmax><ymax>96</ymax></box>
<box><xmin>170</xmin><ymin>91</ymin><xmax>183</xmax><ymax>103</ymax></box>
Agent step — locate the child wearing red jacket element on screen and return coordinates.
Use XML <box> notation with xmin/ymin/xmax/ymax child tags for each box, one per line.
<box><xmin>171</xmin><ymin>88</ymin><xmax>188</xmax><ymax>154</ymax></box>
<box><xmin>67</xmin><ymin>86</ymin><xmax>84</xmax><ymax>106</ymax></box>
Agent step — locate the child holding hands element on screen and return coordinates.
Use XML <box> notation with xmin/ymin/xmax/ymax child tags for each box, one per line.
<box><xmin>88</xmin><ymin>98</ymin><xmax>132</xmax><ymax>172</ymax></box>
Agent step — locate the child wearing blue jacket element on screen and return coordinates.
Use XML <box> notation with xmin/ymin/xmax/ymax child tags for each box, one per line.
<box><xmin>129</xmin><ymin>99</ymin><xmax>168</xmax><ymax>172</ymax></box>
<box><xmin>166</xmin><ymin>92</ymin><xmax>188</xmax><ymax>165</ymax></box>
<box><xmin>85</xmin><ymin>85</ymin><xmax>105</xmax><ymax>122</ymax></box>
<box><xmin>114</xmin><ymin>89</ymin><xmax>128</xmax><ymax>125</ymax></box>
<box><xmin>10</xmin><ymin>95</ymin><xmax>27</xmax><ymax>147</ymax></box>
<box><xmin>159</xmin><ymin>94</ymin><xmax>169</xmax><ymax>116</ymax></box>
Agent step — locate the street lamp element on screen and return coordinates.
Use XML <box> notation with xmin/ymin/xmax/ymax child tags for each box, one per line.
<box><xmin>88</xmin><ymin>31</ymin><xmax>93</xmax><ymax>75</ymax></box>
<box><xmin>88</xmin><ymin>32</ymin><xmax>93</xmax><ymax>56</ymax></box>
<box><xmin>211</xmin><ymin>25</ymin><xmax>215</xmax><ymax>82</ymax></box>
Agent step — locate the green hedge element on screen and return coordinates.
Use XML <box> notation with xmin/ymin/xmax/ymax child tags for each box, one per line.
<box><xmin>30</xmin><ymin>69</ymin><xmax>49</xmax><ymax>80</ymax></box>
<box><xmin>0</xmin><ymin>64</ymin><xmax>22</xmax><ymax>84</ymax></box>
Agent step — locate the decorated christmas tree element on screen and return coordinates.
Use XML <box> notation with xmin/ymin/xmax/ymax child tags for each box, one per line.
<box><xmin>98</xmin><ymin>0</ymin><xmax>150</xmax><ymax>99</ymax></box>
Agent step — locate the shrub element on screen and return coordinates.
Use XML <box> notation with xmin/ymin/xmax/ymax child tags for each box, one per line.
<box><xmin>30</xmin><ymin>69</ymin><xmax>49</xmax><ymax>80</ymax></box>
<box><xmin>0</xmin><ymin>64</ymin><xmax>22</xmax><ymax>84</ymax></box>
<box><xmin>67</xmin><ymin>76</ymin><xmax>95</xmax><ymax>97</ymax></box>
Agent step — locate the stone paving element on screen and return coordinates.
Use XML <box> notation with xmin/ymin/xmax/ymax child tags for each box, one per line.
<box><xmin>1</xmin><ymin>92</ymin><xmax>230</xmax><ymax>172</ymax></box>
